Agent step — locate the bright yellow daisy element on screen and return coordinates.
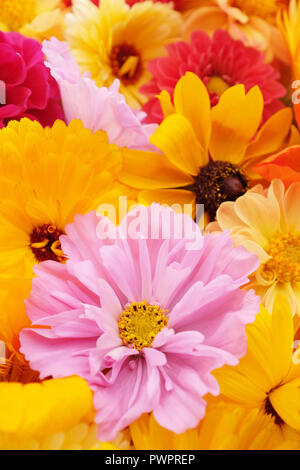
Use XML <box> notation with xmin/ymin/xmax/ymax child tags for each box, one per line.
<box><xmin>213</xmin><ymin>296</ymin><xmax>300</xmax><ymax>435</ymax></box>
<box><xmin>130</xmin><ymin>401</ymin><xmax>300</xmax><ymax>450</ymax></box>
<box><xmin>119</xmin><ymin>72</ymin><xmax>292</xmax><ymax>221</ymax></box>
<box><xmin>65</xmin><ymin>0</ymin><xmax>182</xmax><ymax>108</ymax></box>
<box><xmin>0</xmin><ymin>0</ymin><xmax>68</xmax><ymax>41</ymax></box>
<box><xmin>208</xmin><ymin>179</ymin><xmax>300</xmax><ymax>317</ymax></box>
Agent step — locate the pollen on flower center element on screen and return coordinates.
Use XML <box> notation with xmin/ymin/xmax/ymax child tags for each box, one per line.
<box><xmin>110</xmin><ymin>44</ymin><xmax>142</xmax><ymax>84</ymax></box>
<box><xmin>193</xmin><ymin>161</ymin><xmax>248</xmax><ymax>221</ymax></box>
<box><xmin>30</xmin><ymin>224</ymin><xmax>65</xmax><ymax>263</ymax></box>
<box><xmin>262</xmin><ymin>232</ymin><xmax>300</xmax><ymax>283</ymax></box>
<box><xmin>0</xmin><ymin>0</ymin><xmax>36</xmax><ymax>30</ymax></box>
<box><xmin>230</xmin><ymin>0</ymin><xmax>286</xmax><ymax>24</ymax></box>
<box><xmin>118</xmin><ymin>301</ymin><xmax>168</xmax><ymax>351</ymax></box>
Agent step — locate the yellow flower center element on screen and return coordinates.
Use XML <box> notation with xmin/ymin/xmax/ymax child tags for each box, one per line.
<box><xmin>30</xmin><ymin>224</ymin><xmax>65</xmax><ymax>263</ymax></box>
<box><xmin>118</xmin><ymin>301</ymin><xmax>168</xmax><ymax>351</ymax></box>
<box><xmin>262</xmin><ymin>232</ymin><xmax>300</xmax><ymax>283</ymax></box>
<box><xmin>0</xmin><ymin>0</ymin><xmax>36</xmax><ymax>30</ymax></box>
<box><xmin>110</xmin><ymin>44</ymin><xmax>142</xmax><ymax>85</ymax></box>
<box><xmin>230</xmin><ymin>0</ymin><xmax>286</xmax><ymax>24</ymax></box>
<box><xmin>207</xmin><ymin>76</ymin><xmax>230</xmax><ymax>97</ymax></box>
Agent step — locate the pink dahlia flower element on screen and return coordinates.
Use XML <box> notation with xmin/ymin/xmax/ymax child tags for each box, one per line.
<box><xmin>141</xmin><ymin>29</ymin><xmax>286</xmax><ymax>124</ymax></box>
<box><xmin>43</xmin><ymin>38</ymin><xmax>157</xmax><ymax>151</ymax></box>
<box><xmin>0</xmin><ymin>32</ymin><xmax>63</xmax><ymax>128</ymax></box>
<box><xmin>20</xmin><ymin>205</ymin><xmax>259</xmax><ymax>439</ymax></box>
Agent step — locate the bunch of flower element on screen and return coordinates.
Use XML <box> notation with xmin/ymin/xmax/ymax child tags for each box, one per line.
<box><xmin>0</xmin><ymin>0</ymin><xmax>300</xmax><ymax>451</ymax></box>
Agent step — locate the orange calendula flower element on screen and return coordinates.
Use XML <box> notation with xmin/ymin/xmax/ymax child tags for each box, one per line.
<box><xmin>120</xmin><ymin>72</ymin><xmax>292</xmax><ymax>221</ymax></box>
<box><xmin>183</xmin><ymin>0</ymin><xmax>289</xmax><ymax>62</ymax></box>
<box><xmin>255</xmin><ymin>145</ymin><xmax>300</xmax><ymax>187</ymax></box>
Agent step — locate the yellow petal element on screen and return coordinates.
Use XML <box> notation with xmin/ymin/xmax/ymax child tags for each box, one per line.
<box><xmin>118</xmin><ymin>148</ymin><xmax>193</xmax><ymax>189</ymax></box>
<box><xmin>157</xmin><ymin>90</ymin><xmax>175</xmax><ymax>119</ymax></box>
<box><xmin>0</xmin><ymin>377</ymin><xmax>93</xmax><ymax>437</ymax></box>
<box><xmin>245</xmin><ymin>108</ymin><xmax>293</xmax><ymax>161</ymax></box>
<box><xmin>150</xmin><ymin>114</ymin><xmax>208</xmax><ymax>175</ymax></box>
<box><xmin>270</xmin><ymin>378</ymin><xmax>300</xmax><ymax>432</ymax></box>
<box><xmin>210</xmin><ymin>85</ymin><xmax>264</xmax><ymax>164</ymax></box>
<box><xmin>138</xmin><ymin>189</ymin><xmax>196</xmax><ymax>218</ymax></box>
<box><xmin>173</xmin><ymin>72</ymin><xmax>211</xmax><ymax>152</ymax></box>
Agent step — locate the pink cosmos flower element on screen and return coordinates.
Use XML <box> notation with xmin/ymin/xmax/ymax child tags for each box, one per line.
<box><xmin>20</xmin><ymin>205</ymin><xmax>259</xmax><ymax>439</ymax></box>
<box><xmin>141</xmin><ymin>29</ymin><xmax>286</xmax><ymax>124</ymax></box>
<box><xmin>43</xmin><ymin>37</ymin><xmax>157</xmax><ymax>150</ymax></box>
<box><xmin>0</xmin><ymin>32</ymin><xmax>63</xmax><ymax>128</ymax></box>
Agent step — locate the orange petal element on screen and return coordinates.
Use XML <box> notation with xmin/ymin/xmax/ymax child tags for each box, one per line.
<box><xmin>255</xmin><ymin>146</ymin><xmax>300</xmax><ymax>187</ymax></box>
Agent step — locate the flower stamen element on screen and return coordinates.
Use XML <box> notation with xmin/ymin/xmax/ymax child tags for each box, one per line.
<box><xmin>262</xmin><ymin>232</ymin><xmax>300</xmax><ymax>283</ymax></box>
<box><xmin>110</xmin><ymin>44</ymin><xmax>142</xmax><ymax>84</ymax></box>
<box><xmin>118</xmin><ymin>301</ymin><xmax>168</xmax><ymax>351</ymax></box>
<box><xmin>30</xmin><ymin>224</ymin><xmax>65</xmax><ymax>263</ymax></box>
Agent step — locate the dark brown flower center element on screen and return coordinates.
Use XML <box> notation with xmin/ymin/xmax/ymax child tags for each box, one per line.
<box><xmin>30</xmin><ymin>224</ymin><xmax>65</xmax><ymax>263</ymax></box>
<box><xmin>193</xmin><ymin>161</ymin><xmax>248</xmax><ymax>221</ymax></box>
<box><xmin>264</xmin><ymin>396</ymin><xmax>284</xmax><ymax>426</ymax></box>
<box><xmin>110</xmin><ymin>44</ymin><xmax>142</xmax><ymax>84</ymax></box>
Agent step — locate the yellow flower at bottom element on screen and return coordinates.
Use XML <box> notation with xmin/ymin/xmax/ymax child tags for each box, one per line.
<box><xmin>214</xmin><ymin>296</ymin><xmax>300</xmax><ymax>435</ymax></box>
<box><xmin>0</xmin><ymin>353</ymin><xmax>96</xmax><ymax>450</ymax></box>
<box><xmin>0</xmin><ymin>352</ymin><xmax>130</xmax><ymax>450</ymax></box>
<box><xmin>130</xmin><ymin>401</ymin><xmax>300</xmax><ymax>450</ymax></box>
<box><xmin>0</xmin><ymin>0</ymin><xmax>67</xmax><ymax>41</ymax></box>
<box><xmin>208</xmin><ymin>179</ymin><xmax>300</xmax><ymax>317</ymax></box>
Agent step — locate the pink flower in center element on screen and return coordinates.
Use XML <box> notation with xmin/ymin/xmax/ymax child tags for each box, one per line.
<box><xmin>20</xmin><ymin>205</ymin><xmax>259</xmax><ymax>439</ymax></box>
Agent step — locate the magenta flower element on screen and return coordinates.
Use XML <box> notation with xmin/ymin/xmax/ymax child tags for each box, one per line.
<box><xmin>20</xmin><ymin>205</ymin><xmax>259</xmax><ymax>440</ymax></box>
<box><xmin>141</xmin><ymin>29</ymin><xmax>286</xmax><ymax>124</ymax></box>
<box><xmin>43</xmin><ymin>37</ymin><xmax>157</xmax><ymax>150</ymax></box>
<box><xmin>0</xmin><ymin>32</ymin><xmax>63</xmax><ymax>128</ymax></box>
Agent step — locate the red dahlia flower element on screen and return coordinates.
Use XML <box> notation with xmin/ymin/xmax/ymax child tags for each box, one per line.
<box><xmin>0</xmin><ymin>32</ymin><xmax>63</xmax><ymax>128</ymax></box>
<box><xmin>141</xmin><ymin>30</ymin><xmax>286</xmax><ymax>124</ymax></box>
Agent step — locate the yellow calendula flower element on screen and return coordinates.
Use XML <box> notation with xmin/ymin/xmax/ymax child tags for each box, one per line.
<box><xmin>65</xmin><ymin>0</ymin><xmax>182</xmax><ymax>108</ymax></box>
<box><xmin>130</xmin><ymin>401</ymin><xmax>300</xmax><ymax>450</ymax></box>
<box><xmin>119</xmin><ymin>72</ymin><xmax>292</xmax><ymax>221</ymax></box>
<box><xmin>208</xmin><ymin>179</ymin><xmax>300</xmax><ymax>317</ymax></box>
<box><xmin>213</xmin><ymin>296</ymin><xmax>300</xmax><ymax>436</ymax></box>
<box><xmin>0</xmin><ymin>0</ymin><xmax>68</xmax><ymax>41</ymax></box>
<box><xmin>0</xmin><ymin>118</ymin><xmax>122</xmax><ymax>278</ymax></box>
<box><xmin>0</xmin><ymin>118</ymin><xmax>123</xmax><ymax>347</ymax></box>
